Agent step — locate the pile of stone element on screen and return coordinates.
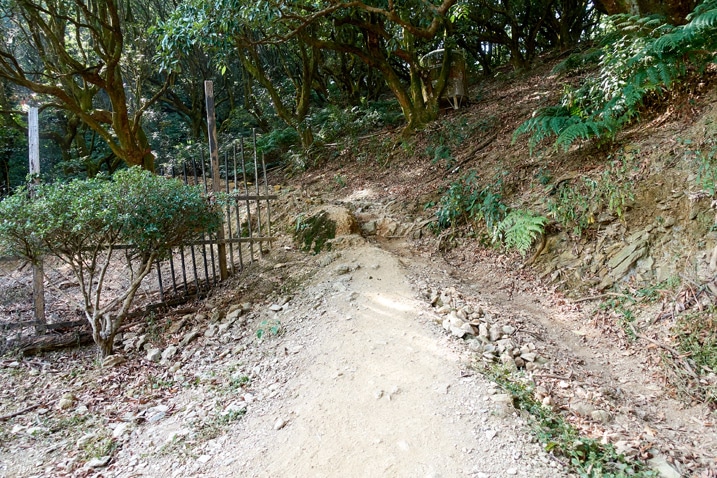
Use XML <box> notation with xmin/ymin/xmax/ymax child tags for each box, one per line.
<box><xmin>427</xmin><ymin>288</ymin><xmax>547</xmax><ymax>371</ymax></box>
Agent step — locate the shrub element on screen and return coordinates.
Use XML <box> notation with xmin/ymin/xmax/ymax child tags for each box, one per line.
<box><xmin>434</xmin><ymin>172</ymin><xmax>508</xmax><ymax>231</ymax></box>
<box><xmin>0</xmin><ymin>167</ymin><xmax>222</xmax><ymax>357</ymax></box>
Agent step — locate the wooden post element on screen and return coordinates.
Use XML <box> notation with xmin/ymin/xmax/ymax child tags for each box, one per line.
<box><xmin>28</xmin><ymin>107</ymin><xmax>46</xmax><ymax>334</ymax></box>
<box><xmin>204</xmin><ymin>81</ymin><xmax>228</xmax><ymax>281</ymax></box>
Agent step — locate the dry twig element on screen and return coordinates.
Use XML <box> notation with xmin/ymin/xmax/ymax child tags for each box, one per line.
<box><xmin>0</xmin><ymin>403</ymin><xmax>41</xmax><ymax>421</ymax></box>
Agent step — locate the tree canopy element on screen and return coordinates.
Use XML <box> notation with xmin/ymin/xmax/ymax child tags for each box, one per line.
<box><xmin>0</xmin><ymin>0</ymin><xmax>708</xmax><ymax>188</ymax></box>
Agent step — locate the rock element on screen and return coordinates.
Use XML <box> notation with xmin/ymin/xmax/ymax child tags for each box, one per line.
<box><xmin>448</xmin><ymin>312</ymin><xmax>464</xmax><ymax>328</ymax></box>
<box><xmin>436</xmin><ymin>305</ymin><xmax>451</xmax><ymax>315</ymax></box>
<box><xmin>57</xmin><ymin>393</ymin><xmax>75</xmax><ymax>410</ymax></box>
<box><xmin>467</xmin><ymin>340</ymin><xmax>483</xmax><ymax>352</ymax></box>
<box><xmin>146</xmin><ymin>348</ymin><xmax>162</xmax><ymax>363</ymax></box>
<box><xmin>269</xmin><ymin>304</ymin><xmax>283</xmax><ymax>312</ymax></box>
<box><xmin>461</xmin><ymin>322</ymin><xmax>476</xmax><ymax>335</ymax></box>
<box><xmin>570</xmin><ymin>401</ymin><xmax>595</xmax><ymax>417</ymax></box>
<box><xmin>161</xmin><ymin>346</ymin><xmax>178</xmax><ymax>362</ymax></box>
<box><xmin>489</xmin><ymin>324</ymin><xmax>502</xmax><ymax>342</ymax></box>
<box><xmin>335</xmin><ymin>264</ymin><xmax>352</xmax><ymax>275</ymax></box>
<box><xmin>506</xmin><ymin>468</ymin><xmax>518</xmax><ymax>476</ymax></box>
<box><xmin>514</xmin><ymin>357</ymin><xmax>526</xmax><ymax>368</ymax></box>
<box><xmin>502</xmin><ymin>325</ymin><xmax>516</xmax><ymax>335</ymax></box>
<box><xmin>485</xmin><ymin>429</ymin><xmax>497</xmax><ymax>440</ymax></box>
<box><xmin>442</xmin><ymin>319</ymin><xmax>451</xmax><ymax>331</ymax></box>
<box><xmin>205</xmin><ymin>324</ymin><xmax>219</xmax><ymax>338</ymax></box>
<box><xmin>102</xmin><ymin>354</ymin><xmax>125</xmax><ymax>368</ymax></box>
<box><xmin>218</xmin><ymin>321</ymin><xmax>233</xmax><ymax>334</ymax></box>
<box><xmin>26</xmin><ymin>426</ymin><xmax>46</xmax><ymax>436</ymax></box>
<box><xmin>76</xmin><ymin>433</ymin><xmax>96</xmax><ymax>449</ymax></box>
<box><xmin>273</xmin><ymin>418</ymin><xmax>287</xmax><ymax>430</ymax></box>
<box><xmin>167</xmin><ymin>318</ymin><xmax>187</xmax><ymax>335</ymax></box>
<box><xmin>197</xmin><ymin>455</ymin><xmax>212</xmax><ymax>464</ymax></box>
<box><xmin>135</xmin><ymin>334</ymin><xmax>148</xmax><ymax>351</ymax></box>
<box><xmin>450</xmin><ymin>326</ymin><xmax>467</xmax><ymax>338</ymax></box>
<box><xmin>500</xmin><ymin>353</ymin><xmax>517</xmax><ymax>370</ymax></box>
<box><xmin>590</xmin><ymin>409</ymin><xmax>612</xmax><ymax>423</ymax></box>
<box><xmin>361</xmin><ymin>220</ymin><xmax>377</xmax><ymax>235</ymax></box>
<box><xmin>112</xmin><ymin>422</ymin><xmax>131</xmax><ymax>439</ymax></box>
<box><xmin>478</xmin><ymin>323</ymin><xmax>489</xmax><ymax>339</ymax></box>
<box><xmin>222</xmin><ymin>403</ymin><xmax>246</xmax><ymax>417</ymax></box>
<box><xmin>180</xmin><ymin>330</ymin><xmax>200</xmax><ymax>347</ymax></box>
<box><xmin>86</xmin><ymin>456</ymin><xmax>111</xmax><ymax>468</ymax></box>
<box><xmin>647</xmin><ymin>454</ymin><xmax>681</xmax><ymax>478</ymax></box>
<box><xmin>520</xmin><ymin>352</ymin><xmax>537</xmax><ymax>362</ymax></box>
<box><xmin>147</xmin><ymin>405</ymin><xmax>168</xmax><ymax>423</ymax></box>
<box><xmin>226</xmin><ymin>307</ymin><xmax>243</xmax><ymax>322</ymax></box>
<box><xmin>495</xmin><ymin>339</ymin><xmax>515</xmax><ymax>353</ymax></box>
<box><xmin>491</xmin><ymin>394</ymin><xmax>514</xmax><ymax>405</ymax></box>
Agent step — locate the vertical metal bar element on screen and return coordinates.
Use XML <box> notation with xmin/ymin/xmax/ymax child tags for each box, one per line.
<box><xmin>179</xmin><ymin>246</ymin><xmax>189</xmax><ymax>296</ymax></box>
<box><xmin>253</xmin><ymin>129</ymin><xmax>264</xmax><ymax>257</ymax></box>
<box><xmin>168</xmin><ymin>166</ymin><xmax>178</xmax><ymax>293</ymax></box>
<box><xmin>224</xmin><ymin>152</ymin><xmax>235</xmax><ymax>275</ymax></box>
<box><xmin>201</xmin><ymin>152</ymin><xmax>217</xmax><ymax>286</ymax></box>
<box><xmin>156</xmin><ymin>260</ymin><xmax>165</xmax><ymax>302</ymax></box>
<box><xmin>199</xmin><ymin>153</ymin><xmax>214</xmax><ymax>287</ymax></box>
<box><xmin>241</xmin><ymin>137</ymin><xmax>255</xmax><ymax>263</ymax></box>
<box><xmin>180</xmin><ymin>163</ymin><xmax>190</xmax><ymax>295</ymax></box>
<box><xmin>262</xmin><ymin>152</ymin><xmax>273</xmax><ymax>249</ymax></box>
<box><xmin>191</xmin><ymin>160</ymin><xmax>201</xmax><ymax>293</ymax></box>
<box><xmin>233</xmin><ymin>142</ymin><xmax>244</xmax><ymax>270</ymax></box>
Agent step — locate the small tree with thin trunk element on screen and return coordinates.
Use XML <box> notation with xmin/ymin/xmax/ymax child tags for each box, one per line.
<box><xmin>0</xmin><ymin>167</ymin><xmax>222</xmax><ymax>357</ymax></box>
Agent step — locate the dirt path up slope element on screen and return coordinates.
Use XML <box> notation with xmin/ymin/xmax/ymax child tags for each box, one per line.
<box><xmin>194</xmin><ymin>242</ymin><xmax>561</xmax><ymax>477</ymax></box>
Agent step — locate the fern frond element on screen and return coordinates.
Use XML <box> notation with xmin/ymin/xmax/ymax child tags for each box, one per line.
<box><xmin>690</xmin><ymin>7</ymin><xmax>717</xmax><ymax>30</ymax></box>
<box><xmin>493</xmin><ymin>210</ymin><xmax>547</xmax><ymax>257</ymax></box>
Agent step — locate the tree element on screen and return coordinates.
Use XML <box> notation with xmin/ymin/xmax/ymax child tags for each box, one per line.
<box><xmin>0</xmin><ymin>0</ymin><xmax>169</xmax><ymax>171</ymax></box>
<box><xmin>160</xmin><ymin>0</ymin><xmax>457</xmax><ymax>136</ymax></box>
<box><xmin>594</xmin><ymin>0</ymin><xmax>698</xmax><ymax>24</ymax></box>
<box><xmin>0</xmin><ymin>168</ymin><xmax>222</xmax><ymax>357</ymax></box>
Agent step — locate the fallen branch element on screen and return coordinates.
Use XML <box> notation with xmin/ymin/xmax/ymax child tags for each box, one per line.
<box><xmin>628</xmin><ymin>323</ymin><xmax>698</xmax><ymax>379</ymax></box>
<box><xmin>6</xmin><ymin>330</ymin><xmax>95</xmax><ymax>356</ymax></box>
<box><xmin>0</xmin><ymin>403</ymin><xmax>41</xmax><ymax>421</ymax></box>
<box><xmin>573</xmin><ymin>292</ymin><xmax>633</xmax><ymax>304</ymax></box>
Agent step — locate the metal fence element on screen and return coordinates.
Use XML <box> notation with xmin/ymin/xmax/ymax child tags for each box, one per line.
<box><xmin>0</xmin><ymin>134</ymin><xmax>277</xmax><ymax>342</ymax></box>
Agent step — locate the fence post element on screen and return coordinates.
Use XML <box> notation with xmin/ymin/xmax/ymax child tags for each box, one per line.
<box><xmin>204</xmin><ymin>81</ymin><xmax>228</xmax><ymax>281</ymax></box>
<box><xmin>28</xmin><ymin>107</ymin><xmax>46</xmax><ymax>334</ymax></box>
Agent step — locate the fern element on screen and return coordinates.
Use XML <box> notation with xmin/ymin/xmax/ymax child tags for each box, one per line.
<box><xmin>515</xmin><ymin>3</ymin><xmax>717</xmax><ymax>152</ymax></box>
<box><xmin>493</xmin><ymin>210</ymin><xmax>547</xmax><ymax>257</ymax></box>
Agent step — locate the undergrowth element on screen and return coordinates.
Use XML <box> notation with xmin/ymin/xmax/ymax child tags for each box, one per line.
<box><xmin>514</xmin><ymin>3</ymin><xmax>717</xmax><ymax>152</ymax></box>
<box><xmin>492</xmin><ymin>210</ymin><xmax>547</xmax><ymax>257</ymax></box>
<box><xmin>547</xmin><ymin>156</ymin><xmax>635</xmax><ymax>237</ymax></box>
<box><xmin>486</xmin><ymin>366</ymin><xmax>658</xmax><ymax>477</ymax></box>
<box><xmin>432</xmin><ymin>172</ymin><xmax>547</xmax><ymax>254</ymax></box>
<box><xmin>670</xmin><ymin>308</ymin><xmax>717</xmax><ymax>407</ymax></box>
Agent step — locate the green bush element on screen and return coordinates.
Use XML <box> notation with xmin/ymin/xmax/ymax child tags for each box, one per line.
<box><xmin>434</xmin><ymin>172</ymin><xmax>507</xmax><ymax>232</ymax></box>
<box><xmin>0</xmin><ymin>167</ymin><xmax>221</xmax><ymax>357</ymax></box>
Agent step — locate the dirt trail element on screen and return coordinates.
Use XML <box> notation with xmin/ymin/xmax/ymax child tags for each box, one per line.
<box><xmin>127</xmin><ymin>242</ymin><xmax>560</xmax><ymax>477</ymax></box>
